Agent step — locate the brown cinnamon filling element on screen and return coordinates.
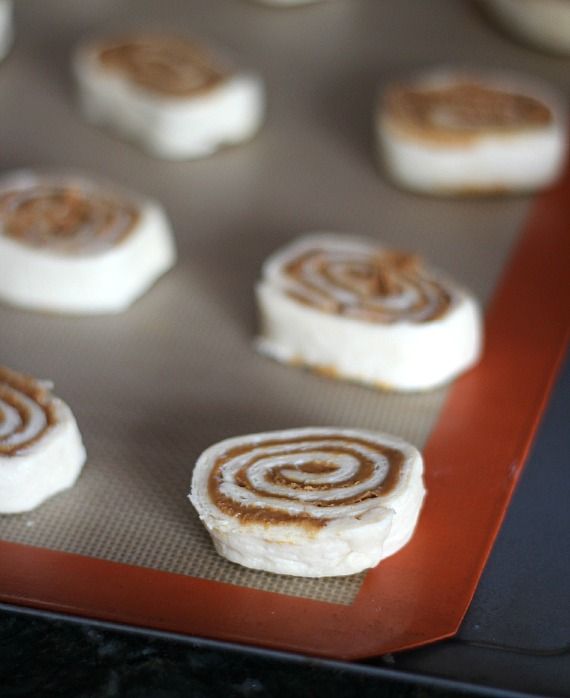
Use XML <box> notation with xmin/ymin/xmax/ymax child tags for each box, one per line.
<box><xmin>208</xmin><ymin>435</ymin><xmax>405</xmax><ymax>529</ymax></box>
<box><xmin>97</xmin><ymin>35</ymin><xmax>228</xmax><ymax>97</ymax></box>
<box><xmin>0</xmin><ymin>186</ymin><xmax>139</xmax><ymax>252</ymax></box>
<box><xmin>384</xmin><ymin>81</ymin><xmax>553</xmax><ymax>144</ymax></box>
<box><xmin>0</xmin><ymin>367</ymin><xmax>57</xmax><ymax>456</ymax></box>
<box><xmin>284</xmin><ymin>248</ymin><xmax>452</xmax><ymax>323</ymax></box>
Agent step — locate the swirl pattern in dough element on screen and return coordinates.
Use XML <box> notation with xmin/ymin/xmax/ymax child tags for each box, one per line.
<box><xmin>280</xmin><ymin>241</ymin><xmax>453</xmax><ymax>324</ymax></box>
<box><xmin>190</xmin><ymin>427</ymin><xmax>425</xmax><ymax>576</ymax></box>
<box><xmin>0</xmin><ymin>181</ymin><xmax>139</xmax><ymax>254</ymax></box>
<box><xmin>97</xmin><ymin>35</ymin><xmax>228</xmax><ymax>97</ymax></box>
<box><xmin>256</xmin><ymin>233</ymin><xmax>482</xmax><ymax>391</ymax></box>
<box><xmin>0</xmin><ymin>365</ymin><xmax>86</xmax><ymax>514</ymax></box>
<box><xmin>74</xmin><ymin>33</ymin><xmax>264</xmax><ymax>160</ymax></box>
<box><xmin>385</xmin><ymin>81</ymin><xmax>553</xmax><ymax>143</ymax></box>
<box><xmin>208</xmin><ymin>431</ymin><xmax>405</xmax><ymax>528</ymax></box>
<box><xmin>377</xmin><ymin>71</ymin><xmax>567</xmax><ymax>196</ymax></box>
<box><xmin>0</xmin><ymin>171</ymin><xmax>176</xmax><ymax>314</ymax></box>
<box><xmin>0</xmin><ymin>366</ymin><xmax>57</xmax><ymax>455</ymax></box>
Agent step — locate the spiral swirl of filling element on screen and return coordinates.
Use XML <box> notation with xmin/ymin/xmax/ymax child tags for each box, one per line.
<box><xmin>0</xmin><ymin>367</ymin><xmax>58</xmax><ymax>456</ymax></box>
<box><xmin>97</xmin><ymin>35</ymin><xmax>228</xmax><ymax>97</ymax></box>
<box><xmin>0</xmin><ymin>183</ymin><xmax>139</xmax><ymax>254</ymax></box>
<box><xmin>385</xmin><ymin>81</ymin><xmax>552</xmax><ymax>142</ymax></box>
<box><xmin>278</xmin><ymin>243</ymin><xmax>453</xmax><ymax>323</ymax></box>
<box><xmin>208</xmin><ymin>432</ymin><xmax>406</xmax><ymax>529</ymax></box>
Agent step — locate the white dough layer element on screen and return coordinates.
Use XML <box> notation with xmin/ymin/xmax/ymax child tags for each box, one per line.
<box><xmin>73</xmin><ymin>37</ymin><xmax>265</xmax><ymax>160</ymax></box>
<box><xmin>0</xmin><ymin>367</ymin><xmax>86</xmax><ymax>514</ymax></box>
<box><xmin>0</xmin><ymin>171</ymin><xmax>177</xmax><ymax>315</ymax></box>
<box><xmin>0</xmin><ymin>1</ymin><xmax>13</xmax><ymax>61</ymax></box>
<box><xmin>256</xmin><ymin>233</ymin><xmax>482</xmax><ymax>391</ymax></box>
<box><xmin>485</xmin><ymin>0</ymin><xmax>570</xmax><ymax>55</ymax></box>
<box><xmin>377</xmin><ymin>70</ymin><xmax>568</xmax><ymax>195</ymax></box>
<box><xmin>190</xmin><ymin>427</ymin><xmax>425</xmax><ymax>577</ymax></box>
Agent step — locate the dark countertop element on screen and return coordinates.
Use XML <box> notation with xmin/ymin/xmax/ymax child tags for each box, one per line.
<box><xmin>0</xmin><ymin>609</ymin><xmax>473</xmax><ymax>698</ymax></box>
<box><xmin>1</xmin><ymin>606</ymin><xmax>527</xmax><ymax>698</ymax></box>
<box><xmin>1</xmin><ymin>352</ymin><xmax>568</xmax><ymax>698</ymax></box>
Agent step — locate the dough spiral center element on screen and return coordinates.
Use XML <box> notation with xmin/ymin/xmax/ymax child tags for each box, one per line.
<box><xmin>0</xmin><ymin>184</ymin><xmax>139</xmax><ymax>253</ymax></box>
<box><xmin>208</xmin><ymin>434</ymin><xmax>405</xmax><ymax>528</ymax></box>
<box><xmin>0</xmin><ymin>368</ymin><xmax>57</xmax><ymax>456</ymax></box>
<box><xmin>282</xmin><ymin>246</ymin><xmax>452</xmax><ymax>323</ymax></box>
<box><xmin>98</xmin><ymin>37</ymin><xmax>228</xmax><ymax>96</ymax></box>
<box><xmin>387</xmin><ymin>82</ymin><xmax>552</xmax><ymax>138</ymax></box>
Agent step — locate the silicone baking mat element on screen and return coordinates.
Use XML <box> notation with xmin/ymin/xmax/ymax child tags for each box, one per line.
<box><xmin>0</xmin><ymin>0</ymin><xmax>569</xmax><ymax>658</ymax></box>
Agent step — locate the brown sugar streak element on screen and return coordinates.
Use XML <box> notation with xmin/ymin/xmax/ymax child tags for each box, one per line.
<box><xmin>0</xmin><ymin>367</ymin><xmax>57</xmax><ymax>456</ymax></box>
<box><xmin>284</xmin><ymin>249</ymin><xmax>452</xmax><ymax>323</ymax></box>
<box><xmin>98</xmin><ymin>36</ymin><xmax>228</xmax><ymax>97</ymax></box>
<box><xmin>208</xmin><ymin>435</ymin><xmax>405</xmax><ymax>530</ymax></box>
<box><xmin>384</xmin><ymin>82</ymin><xmax>553</xmax><ymax>145</ymax></box>
<box><xmin>0</xmin><ymin>186</ymin><xmax>139</xmax><ymax>252</ymax></box>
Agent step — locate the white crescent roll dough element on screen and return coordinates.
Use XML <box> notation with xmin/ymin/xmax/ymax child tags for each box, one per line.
<box><xmin>0</xmin><ymin>1</ymin><xmax>13</xmax><ymax>61</ymax></box>
<box><xmin>0</xmin><ymin>171</ymin><xmax>176</xmax><ymax>315</ymax></box>
<box><xmin>0</xmin><ymin>366</ymin><xmax>86</xmax><ymax>514</ymax></box>
<box><xmin>256</xmin><ymin>233</ymin><xmax>482</xmax><ymax>391</ymax></box>
<box><xmin>190</xmin><ymin>427</ymin><xmax>425</xmax><ymax>577</ymax></box>
<box><xmin>376</xmin><ymin>69</ymin><xmax>568</xmax><ymax>195</ymax></box>
<box><xmin>485</xmin><ymin>0</ymin><xmax>570</xmax><ymax>55</ymax></box>
<box><xmin>73</xmin><ymin>34</ymin><xmax>265</xmax><ymax>160</ymax></box>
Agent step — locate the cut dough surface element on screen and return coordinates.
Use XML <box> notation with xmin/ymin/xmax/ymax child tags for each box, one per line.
<box><xmin>0</xmin><ymin>366</ymin><xmax>86</xmax><ymax>514</ymax></box>
<box><xmin>0</xmin><ymin>171</ymin><xmax>176</xmax><ymax>314</ymax></box>
<box><xmin>377</xmin><ymin>69</ymin><xmax>568</xmax><ymax>195</ymax></box>
<box><xmin>73</xmin><ymin>34</ymin><xmax>265</xmax><ymax>159</ymax></box>
<box><xmin>190</xmin><ymin>427</ymin><xmax>425</xmax><ymax>577</ymax></box>
<box><xmin>256</xmin><ymin>233</ymin><xmax>482</xmax><ymax>391</ymax></box>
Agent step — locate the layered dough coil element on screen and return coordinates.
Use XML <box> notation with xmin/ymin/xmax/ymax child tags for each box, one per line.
<box><xmin>256</xmin><ymin>233</ymin><xmax>482</xmax><ymax>391</ymax></box>
<box><xmin>376</xmin><ymin>69</ymin><xmax>568</xmax><ymax>195</ymax></box>
<box><xmin>0</xmin><ymin>171</ymin><xmax>176</xmax><ymax>314</ymax></box>
<box><xmin>0</xmin><ymin>366</ymin><xmax>86</xmax><ymax>514</ymax></box>
<box><xmin>280</xmin><ymin>243</ymin><xmax>452</xmax><ymax>324</ymax></box>
<box><xmin>0</xmin><ymin>180</ymin><xmax>139</xmax><ymax>254</ymax></box>
<box><xmin>95</xmin><ymin>36</ymin><xmax>229</xmax><ymax>97</ymax></box>
<box><xmin>190</xmin><ymin>427</ymin><xmax>425</xmax><ymax>577</ymax></box>
<box><xmin>73</xmin><ymin>34</ymin><xmax>265</xmax><ymax>159</ymax></box>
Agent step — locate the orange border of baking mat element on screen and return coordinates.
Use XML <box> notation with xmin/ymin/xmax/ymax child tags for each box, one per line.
<box><xmin>1</xmin><ymin>165</ymin><xmax>569</xmax><ymax>661</ymax></box>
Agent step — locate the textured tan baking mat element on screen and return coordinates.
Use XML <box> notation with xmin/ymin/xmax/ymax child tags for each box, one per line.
<box><xmin>2</xmin><ymin>0</ymin><xmax>566</xmax><ymax>605</ymax></box>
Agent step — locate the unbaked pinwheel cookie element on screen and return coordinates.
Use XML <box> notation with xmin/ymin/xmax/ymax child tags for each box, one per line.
<box><xmin>0</xmin><ymin>1</ymin><xmax>13</xmax><ymax>61</ymax></box>
<box><xmin>190</xmin><ymin>427</ymin><xmax>425</xmax><ymax>577</ymax></box>
<box><xmin>0</xmin><ymin>366</ymin><xmax>86</xmax><ymax>514</ymax></box>
<box><xmin>73</xmin><ymin>34</ymin><xmax>265</xmax><ymax>159</ymax></box>
<box><xmin>484</xmin><ymin>0</ymin><xmax>570</xmax><ymax>55</ymax></box>
<box><xmin>256</xmin><ymin>233</ymin><xmax>482</xmax><ymax>391</ymax></box>
<box><xmin>377</xmin><ymin>70</ymin><xmax>567</xmax><ymax>195</ymax></box>
<box><xmin>0</xmin><ymin>171</ymin><xmax>176</xmax><ymax>314</ymax></box>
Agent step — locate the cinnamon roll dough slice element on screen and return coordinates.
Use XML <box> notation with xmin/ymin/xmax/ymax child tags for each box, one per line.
<box><xmin>484</xmin><ymin>0</ymin><xmax>570</xmax><ymax>55</ymax></box>
<box><xmin>0</xmin><ymin>366</ymin><xmax>86</xmax><ymax>514</ymax></box>
<box><xmin>256</xmin><ymin>233</ymin><xmax>482</xmax><ymax>391</ymax></box>
<box><xmin>0</xmin><ymin>171</ymin><xmax>176</xmax><ymax>314</ymax></box>
<box><xmin>377</xmin><ymin>70</ymin><xmax>568</xmax><ymax>195</ymax></box>
<box><xmin>190</xmin><ymin>427</ymin><xmax>425</xmax><ymax>577</ymax></box>
<box><xmin>73</xmin><ymin>34</ymin><xmax>265</xmax><ymax>160</ymax></box>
